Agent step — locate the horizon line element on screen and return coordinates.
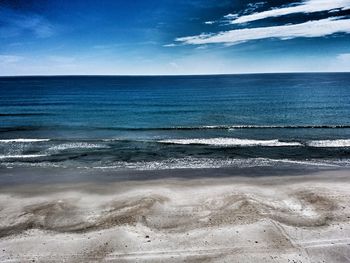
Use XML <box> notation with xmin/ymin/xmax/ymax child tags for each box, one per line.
<box><xmin>1</xmin><ymin>71</ymin><xmax>350</xmax><ymax>78</ymax></box>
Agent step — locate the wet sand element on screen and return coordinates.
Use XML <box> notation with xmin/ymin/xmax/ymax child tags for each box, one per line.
<box><xmin>1</xmin><ymin>169</ymin><xmax>350</xmax><ymax>262</ymax></box>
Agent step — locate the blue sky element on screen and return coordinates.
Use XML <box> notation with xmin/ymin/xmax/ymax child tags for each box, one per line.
<box><xmin>0</xmin><ymin>0</ymin><xmax>350</xmax><ymax>75</ymax></box>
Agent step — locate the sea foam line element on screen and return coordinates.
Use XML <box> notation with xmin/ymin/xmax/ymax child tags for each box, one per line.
<box><xmin>87</xmin><ymin>157</ymin><xmax>347</xmax><ymax>170</ymax></box>
<box><xmin>48</xmin><ymin>142</ymin><xmax>108</xmax><ymax>151</ymax></box>
<box><xmin>0</xmin><ymin>154</ymin><xmax>48</xmax><ymax>159</ymax></box>
<box><xmin>307</xmin><ymin>139</ymin><xmax>350</xmax><ymax>148</ymax></box>
<box><xmin>160</xmin><ymin>138</ymin><xmax>350</xmax><ymax>148</ymax></box>
<box><xmin>0</xmin><ymin>139</ymin><xmax>50</xmax><ymax>143</ymax></box>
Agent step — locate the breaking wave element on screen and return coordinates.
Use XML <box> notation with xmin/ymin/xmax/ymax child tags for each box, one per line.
<box><xmin>0</xmin><ymin>154</ymin><xmax>48</xmax><ymax>159</ymax></box>
<box><xmin>0</xmin><ymin>139</ymin><xmax>50</xmax><ymax>143</ymax></box>
<box><xmin>308</xmin><ymin>139</ymin><xmax>350</xmax><ymax>148</ymax></box>
<box><xmin>48</xmin><ymin>142</ymin><xmax>108</xmax><ymax>151</ymax></box>
<box><xmin>97</xmin><ymin>124</ymin><xmax>350</xmax><ymax>131</ymax></box>
<box><xmin>159</xmin><ymin>138</ymin><xmax>302</xmax><ymax>147</ymax></box>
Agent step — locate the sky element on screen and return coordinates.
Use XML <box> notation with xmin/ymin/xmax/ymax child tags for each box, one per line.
<box><xmin>0</xmin><ymin>0</ymin><xmax>350</xmax><ymax>75</ymax></box>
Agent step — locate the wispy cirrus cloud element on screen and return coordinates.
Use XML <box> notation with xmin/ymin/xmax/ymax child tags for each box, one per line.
<box><xmin>241</xmin><ymin>2</ymin><xmax>266</xmax><ymax>15</ymax></box>
<box><xmin>0</xmin><ymin>7</ymin><xmax>55</xmax><ymax>38</ymax></box>
<box><xmin>227</xmin><ymin>0</ymin><xmax>350</xmax><ymax>24</ymax></box>
<box><xmin>176</xmin><ymin>17</ymin><xmax>350</xmax><ymax>45</ymax></box>
<box><xmin>173</xmin><ymin>0</ymin><xmax>350</xmax><ymax>47</ymax></box>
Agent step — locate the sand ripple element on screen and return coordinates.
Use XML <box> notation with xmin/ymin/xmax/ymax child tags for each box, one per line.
<box><xmin>1</xmin><ymin>173</ymin><xmax>350</xmax><ymax>262</ymax></box>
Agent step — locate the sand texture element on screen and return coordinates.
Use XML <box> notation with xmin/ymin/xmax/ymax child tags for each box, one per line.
<box><xmin>0</xmin><ymin>170</ymin><xmax>350</xmax><ymax>262</ymax></box>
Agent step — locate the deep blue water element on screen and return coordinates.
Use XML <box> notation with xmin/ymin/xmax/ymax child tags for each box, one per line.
<box><xmin>1</xmin><ymin>73</ymin><xmax>350</xmax><ymax>170</ymax></box>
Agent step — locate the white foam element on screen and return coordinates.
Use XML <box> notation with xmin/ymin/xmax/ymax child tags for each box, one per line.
<box><xmin>92</xmin><ymin>157</ymin><xmax>333</xmax><ymax>171</ymax></box>
<box><xmin>1</xmin><ymin>156</ymin><xmax>347</xmax><ymax>170</ymax></box>
<box><xmin>48</xmin><ymin>142</ymin><xmax>107</xmax><ymax>151</ymax></box>
<box><xmin>91</xmin><ymin>158</ymin><xmax>270</xmax><ymax>170</ymax></box>
<box><xmin>308</xmin><ymin>139</ymin><xmax>350</xmax><ymax>147</ymax></box>
<box><xmin>0</xmin><ymin>154</ymin><xmax>47</xmax><ymax>159</ymax></box>
<box><xmin>88</xmin><ymin>157</ymin><xmax>347</xmax><ymax>171</ymax></box>
<box><xmin>102</xmin><ymin>139</ymin><xmax>120</xmax><ymax>142</ymax></box>
<box><xmin>0</xmin><ymin>139</ymin><xmax>50</xmax><ymax>143</ymax></box>
<box><xmin>159</xmin><ymin>138</ymin><xmax>302</xmax><ymax>147</ymax></box>
<box><xmin>269</xmin><ymin>159</ymin><xmax>341</xmax><ymax>167</ymax></box>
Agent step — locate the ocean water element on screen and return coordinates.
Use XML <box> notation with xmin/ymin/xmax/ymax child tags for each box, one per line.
<box><xmin>1</xmin><ymin>73</ymin><xmax>350</xmax><ymax>171</ymax></box>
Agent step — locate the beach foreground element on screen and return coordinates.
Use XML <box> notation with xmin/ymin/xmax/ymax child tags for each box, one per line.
<box><xmin>1</xmin><ymin>169</ymin><xmax>350</xmax><ymax>262</ymax></box>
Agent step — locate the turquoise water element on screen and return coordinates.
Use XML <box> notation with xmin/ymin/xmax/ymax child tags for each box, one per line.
<box><xmin>1</xmin><ymin>73</ymin><xmax>350</xmax><ymax>170</ymax></box>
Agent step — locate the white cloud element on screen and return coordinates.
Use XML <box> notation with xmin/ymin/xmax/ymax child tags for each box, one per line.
<box><xmin>227</xmin><ymin>0</ymin><xmax>350</xmax><ymax>24</ymax></box>
<box><xmin>163</xmin><ymin>43</ymin><xmax>178</xmax><ymax>47</ymax></box>
<box><xmin>243</xmin><ymin>2</ymin><xmax>266</xmax><ymax>14</ymax></box>
<box><xmin>224</xmin><ymin>14</ymin><xmax>238</xmax><ymax>19</ymax></box>
<box><xmin>176</xmin><ymin>17</ymin><xmax>350</xmax><ymax>45</ymax></box>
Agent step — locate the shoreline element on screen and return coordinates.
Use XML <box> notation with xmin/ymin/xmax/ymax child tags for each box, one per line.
<box><xmin>0</xmin><ymin>165</ymin><xmax>346</xmax><ymax>187</ymax></box>
<box><xmin>1</xmin><ymin>166</ymin><xmax>350</xmax><ymax>191</ymax></box>
<box><xmin>0</xmin><ymin>168</ymin><xmax>350</xmax><ymax>262</ymax></box>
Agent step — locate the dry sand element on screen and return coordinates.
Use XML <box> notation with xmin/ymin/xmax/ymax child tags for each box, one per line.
<box><xmin>0</xmin><ymin>169</ymin><xmax>350</xmax><ymax>262</ymax></box>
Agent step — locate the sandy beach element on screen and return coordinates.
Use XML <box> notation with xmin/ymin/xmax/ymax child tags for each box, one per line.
<box><xmin>2</xmin><ymin>0</ymin><xmax>350</xmax><ymax>260</ymax></box>
<box><xmin>0</xmin><ymin>168</ymin><xmax>350</xmax><ymax>262</ymax></box>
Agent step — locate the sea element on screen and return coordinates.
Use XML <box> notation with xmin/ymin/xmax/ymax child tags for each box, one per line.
<box><xmin>1</xmin><ymin>73</ymin><xmax>350</xmax><ymax>172</ymax></box>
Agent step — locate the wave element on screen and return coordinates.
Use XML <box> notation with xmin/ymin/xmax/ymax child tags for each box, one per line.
<box><xmin>308</xmin><ymin>139</ymin><xmax>350</xmax><ymax>148</ymax></box>
<box><xmin>0</xmin><ymin>139</ymin><xmax>50</xmax><ymax>143</ymax></box>
<box><xmin>159</xmin><ymin>138</ymin><xmax>302</xmax><ymax>147</ymax></box>
<box><xmin>0</xmin><ymin>113</ymin><xmax>52</xmax><ymax>117</ymax></box>
<box><xmin>225</xmin><ymin>125</ymin><xmax>350</xmax><ymax>130</ymax></box>
<box><xmin>48</xmin><ymin>142</ymin><xmax>108</xmax><ymax>151</ymax></box>
<box><xmin>1</xmin><ymin>156</ymin><xmax>349</xmax><ymax>170</ymax></box>
<box><xmin>96</xmin><ymin>124</ymin><xmax>350</xmax><ymax>131</ymax></box>
<box><xmin>2</xmin><ymin>124</ymin><xmax>349</xmax><ymax>133</ymax></box>
<box><xmin>1</xmin><ymin>137</ymin><xmax>350</xmax><ymax>149</ymax></box>
<box><xmin>161</xmin><ymin>138</ymin><xmax>350</xmax><ymax>148</ymax></box>
<box><xmin>267</xmin><ymin>159</ymin><xmax>342</xmax><ymax>167</ymax></box>
<box><xmin>88</xmin><ymin>157</ymin><xmax>349</xmax><ymax>170</ymax></box>
<box><xmin>0</xmin><ymin>154</ymin><xmax>48</xmax><ymax>159</ymax></box>
<box><xmin>0</xmin><ymin>126</ymin><xmax>43</xmax><ymax>132</ymax></box>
